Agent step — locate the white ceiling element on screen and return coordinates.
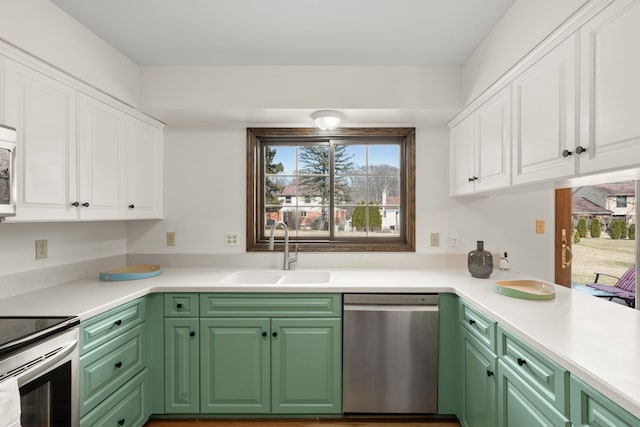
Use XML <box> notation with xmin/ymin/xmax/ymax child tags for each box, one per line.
<box><xmin>50</xmin><ymin>0</ymin><xmax>515</xmax><ymax>66</ymax></box>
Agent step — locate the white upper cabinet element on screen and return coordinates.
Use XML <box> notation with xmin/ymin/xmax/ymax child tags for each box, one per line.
<box><xmin>450</xmin><ymin>114</ymin><xmax>476</xmax><ymax>196</ymax></box>
<box><xmin>124</xmin><ymin>117</ymin><xmax>163</xmax><ymax>219</ymax></box>
<box><xmin>474</xmin><ymin>86</ymin><xmax>511</xmax><ymax>193</ymax></box>
<box><xmin>450</xmin><ymin>86</ymin><xmax>511</xmax><ymax>196</ymax></box>
<box><xmin>77</xmin><ymin>93</ymin><xmax>125</xmax><ymax>220</ymax></box>
<box><xmin>512</xmin><ymin>35</ymin><xmax>578</xmax><ymax>185</ymax></box>
<box><xmin>2</xmin><ymin>58</ymin><xmax>78</xmax><ymax>221</ymax></box>
<box><xmin>1</xmin><ymin>51</ymin><xmax>164</xmax><ymax>222</ymax></box>
<box><xmin>578</xmin><ymin>0</ymin><xmax>640</xmax><ymax>174</ymax></box>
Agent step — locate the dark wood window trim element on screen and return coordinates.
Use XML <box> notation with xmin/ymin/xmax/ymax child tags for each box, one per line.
<box><xmin>247</xmin><ymin>127</ymin><xmax>416</xmax><ymax>252</ymax></box>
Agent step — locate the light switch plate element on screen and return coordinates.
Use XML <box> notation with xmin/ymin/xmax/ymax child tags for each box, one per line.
<box><xmin>430</xmin><ymin>233</ymin><xmax>440</xmax><ymax>247</ymax></box>
<box><xmin>536</xmin><ymin>220</ymin><xmax>545</xmax><ymax>234</ymax></box>
<box><xmin>166</xmin><ymin>232</ymin><xmax>176</xmax><ymax>246</ymax></box>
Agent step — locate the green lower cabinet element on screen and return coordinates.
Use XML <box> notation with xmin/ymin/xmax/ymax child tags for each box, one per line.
<box><xmin>271</xmin><ymin>318</ymin><xmax>342</xmax><ymax>414</ymax></box>
<box><xmin>460</xmin><ymin>331</ymin><xmax>497</xmax><ymax>427</ymax></box>
<box><xmin>570</xmin><ymin>375</ymin><xmax>640</xmax><ymax>427</ymax></box>
<box><xmin>200</xmin><ymin>318</ymin><xmax>271</xmax><ymax>413</ymax></box>
<box><xmin>164</xmin><ymin>318</ymin><xmax>199</xmax><ymax>413</ymax></box>
<box><xmin>497</xmin><ymin>360</ymin><xmax>570</xmax><ymax>427</ymax></box>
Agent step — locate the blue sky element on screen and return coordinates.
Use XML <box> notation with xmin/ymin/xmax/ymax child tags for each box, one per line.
<box><xmin>269</xmin><ymin>144</ymin><xmax>399</xmax><ymax>175</ymax></box>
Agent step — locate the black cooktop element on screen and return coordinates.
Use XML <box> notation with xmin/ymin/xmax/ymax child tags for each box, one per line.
<box><xmin>0</xmin><ymin>316</ymin><xmax>79</xmax><ymax>357</ymax></box>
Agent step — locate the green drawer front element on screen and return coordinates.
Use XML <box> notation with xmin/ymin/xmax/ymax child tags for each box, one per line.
<box><xmin>80</xmin><ymin>368</ymin><xmax>149</xmax><ymax>427</ymax></box>
<box><xmin>459</xmin><ymin>299</ymin><xmax>496</xmax><ymax>351</ymax></box>
<box><xmin>81</xmin><ymin>297</ymin><xmax>146</xmax><ymax>354</ymax></box>
<box><xmin>569</xmin><ymin>376</ymin><xmax>640</xmax><ymax>427</ymax></box>
<box><xmin>200</xmin><ymin>293</ymin><xmax>342</xmax><ymax>317</ymax></box>
<box><xmin>80</xmin><ymin>323</ymin><xmax>147</xmax><ymax>416</ymax></box>
<box><xmin>164</xmin><ymin>293</ymin><xmax>200</xmax><ymax>317</ymax></box>
<box><xmin>498</xmin><ymin>326</ymin><xmax>569</xmax><ymax>414</ymax></box>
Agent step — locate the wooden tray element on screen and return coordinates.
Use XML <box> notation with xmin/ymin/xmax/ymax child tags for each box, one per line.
<box><xmin>494</xmin><ymin>280</ymin><xmax>556</xmax><ymax>300</ymax></box>
<box><xmin>99</xmin><ymin>264</ymin><xmax>162</xmax><ymax>281</ymax></box>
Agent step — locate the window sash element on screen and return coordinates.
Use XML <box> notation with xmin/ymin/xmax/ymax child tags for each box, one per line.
<box><xmin>247</xmin><ymin>128</ymin><xmax>415</xmax><ymax>252</ymax></box>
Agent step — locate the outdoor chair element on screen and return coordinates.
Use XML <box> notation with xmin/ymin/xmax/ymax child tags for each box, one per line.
<box><xmin>586</xmin><ymin>266</ymin><xmax>636</xmax><ymax>307</ymax></box>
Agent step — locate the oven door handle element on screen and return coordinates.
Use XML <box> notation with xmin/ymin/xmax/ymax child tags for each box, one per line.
<box><xmin>12</xmin><ymin>337</ymin><xmax>79</xmax><ymax>387</ymax></box>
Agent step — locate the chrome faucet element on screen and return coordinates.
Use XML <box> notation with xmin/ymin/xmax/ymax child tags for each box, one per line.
<box><xmin>268</xmin><ymin>221</ymin><xmax>298</xmax><ymax>270</ymax></box>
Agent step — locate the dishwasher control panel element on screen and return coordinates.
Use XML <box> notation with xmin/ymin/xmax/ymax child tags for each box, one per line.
<box><xmin>343</xmin><ymin>293</ymin><xmax>439</xmax><ymax>305</ymax></box>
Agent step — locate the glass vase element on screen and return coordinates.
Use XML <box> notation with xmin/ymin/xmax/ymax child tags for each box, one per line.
<box><xmin>468</xmin><ymin>240</ymin><xmax>493</xmax><ymax>278</ymax></box>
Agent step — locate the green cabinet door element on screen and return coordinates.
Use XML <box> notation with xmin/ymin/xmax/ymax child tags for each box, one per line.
<box><xmin>200</xmin><ymin>318</ymin><xmax>271</xmax><ymax>414</ymax></box>
<box><xmin>461</xmin><ymin>331</ymin><xmax>497</xmax><ymax>427</ymax></box>
<box><xmin>271</xmin><ymin>317</ymin><xmax>342</xmax><ymax>414</ymax></box>
<box><xmin>164</xmin><ymin>318</ymin><xmax>199</xmax><ymax>413</ymax></box>
<box><xmin>497</xmin><ymin>360</ymin><xmax>571</xmax><ymax>427</ymax></box>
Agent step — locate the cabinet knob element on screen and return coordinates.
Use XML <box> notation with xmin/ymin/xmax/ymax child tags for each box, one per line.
<box><xmin>71</xmin><ymin>201</ymin><xmax>80</xmax><ymax>207</ymax></box>
<box><xmin>114</xmin><ymin>319</ymin><xmax>122</xmax><ymax>326</ymax></box>
<box><xmin>128</xmin><ymin>204</ymin><xmax>135</xmax><ymax>209</ymax></box>
<box><xmin>575</xmin><ymin>145</ymin><xmax>587</xmax><ymax>155</ymax></box>
<box><xmin>118</xmin><ymin>419</ymin><xmax>125</xmax><ymax>426</ymax></box>
<box><xmin>468</xmin><ymin>176</ymin><xmax>478</xmax><ymax>182</ymax></box>
<box><xmin>517</xmin><ymin>357</ymin><xmax>527</xmax><ymax>366</ymax></box>
<box><xmin>272</xmin><ymin>331</ymin><xmax>278</xmax><ymax>338</ymax></box>
<box><xmin>189</xmin><ymin>331</ymin><xmax>196</xmax><ymax>337</ymax></box>
<box><xmin>82</xmin><ymin>202</ymin><xmax>90</xmax><ymax>207</ymax></box>
<box><xmin>562</xmin><ymin>149</ymin><xmax>572</xmax><ymax>157</ymax></box>
<box><xmin>176</xmin><ymin>303</ymin><xmax>183</xmax><ymax>309</ymax></box>
<box><xmin>262</xmin><ymin>331</ymin><xmax>267</xmax><ymax>337</ymax></box>
<box><xmin>115</xmin><ymin>361</ymin><xmax>123</xmax><ymax>369</ymax></box>
<box><xmin>486</xmin><ymin>370</ymin><xmax>494</xmax><ymax>377</ymax></box>
<box><xmin>468</xmin><ymin>319</ymin><xmax>476</xmax><ymax>326</ymax></box>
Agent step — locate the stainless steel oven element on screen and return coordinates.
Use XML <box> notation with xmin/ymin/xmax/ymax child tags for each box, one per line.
<box><xmin>0</xmin><ymin>317</ymin><xmax>80</xmax><ymax>427</ymax></box>
<box><xmin>0</xmin><ymin>124</ymin><xmax>17</xmax><ymax>221</ymax></box>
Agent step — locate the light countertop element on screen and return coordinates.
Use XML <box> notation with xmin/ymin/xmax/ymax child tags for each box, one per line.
<box><xmin>1</xmin><ymin>267</ymin><xmax>638</xmax><ymax>418</ymax></box>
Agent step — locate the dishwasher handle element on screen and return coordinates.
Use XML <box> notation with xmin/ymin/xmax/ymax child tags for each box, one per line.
<box><xmin>344</xmin><ymin>304</ymin><xmax>438</xmax><ymax>312</ymax></box>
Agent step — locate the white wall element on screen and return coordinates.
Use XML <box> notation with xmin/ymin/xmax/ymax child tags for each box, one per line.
<box><xmin>463</xmin><ymin>0</ymin><xmax>589</xmax><ymax>104</ymax></box>
<box><xmin>0</xmin><ymin>0</ymin><xmax>141</xmax><ymax>106</ymax></box>
<box><xmin>126</xmin><ymin>125</ymin><xmax>555</xmax><ymax>280</ymax></box>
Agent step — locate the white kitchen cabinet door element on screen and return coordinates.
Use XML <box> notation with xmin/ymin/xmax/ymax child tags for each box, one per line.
<box><xmin>474</xmin><ymin>86</ymin><xmax>511</xmax><ymax>193</ymax></box>
<box><xmin>450</xmin><ymin>86</ymin><xmax>511</xmax><ymax>196</ymax></box>
<box><xmin>77</xmin><ymin>93</ymin><xmax>125</xmax><ymax>220</ymax></box>
<box><xmin>2</xmin><ymin>58</ymin><xmax>78</xmax><ymax>221</ymax></box>
<box><xmin>579</xmin><ymin>0</ymin><xmax>640</xmax><ymax>174</ymax></box>
<box><xmin>124</xmin><ymin>117</ymin><xmax>163</xmax><ymax>219</ymax></box>
<box><xmin>450</xmin><ymin>114</ymin><xmax>475</xmax><ymax>196</ymax></box>
<box><xmin>512</xmin><ymin>35</ymin><xmax>578</xmax><ymax>185</ymax></box>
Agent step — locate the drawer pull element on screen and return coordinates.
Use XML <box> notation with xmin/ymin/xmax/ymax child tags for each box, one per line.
<box><xmin>115</xmin><ymin>361</ymin><xmax>123</xmax><ymax>369</ymax></box>
<box><xmin>189</xmin><ymin>331</ymin><xmax>196</xmax><ymax>337</ymax></box>
<box><xmin>176</xmin><ymin>303</ymin><xmax>183</xmax><ymax>309</ymax></box>
<box><xmin>114</xmin><ymin>319</ymin><xmax>122</xmax><ymax>326</ymax></box>
<box><xmin>272</xmin><ymin>331</ymin><xmax>278</xmax><ymax>338</ymax></box>
<box><xmin>468</xmin><ymin>319</ymin><xmax>476</xmax><ymax>326</ymax></box>
<box><xmin>517</xmin><ymin>357</ymin><xmax>527</xmax><ymax>366</ymax></box>
<box><xmin>118</xmin><ymin>419</ymin><xmax>125</xmax><ymax>426</ymax></box>
<box><xmin>486</xmin><ymin>369</ymin><xmax>494</xmax><ymax>377</ymax></box>
<box><xmin>262</xmin><ymin>331</ymin><xmax>267</xmax><ymax>337</ymax></box>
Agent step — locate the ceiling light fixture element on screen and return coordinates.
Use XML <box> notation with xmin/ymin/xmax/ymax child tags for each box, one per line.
<box><xmin>311</xmin><ymin>110</ymin><xmax>345</xmax><ymax>130</ymax></box>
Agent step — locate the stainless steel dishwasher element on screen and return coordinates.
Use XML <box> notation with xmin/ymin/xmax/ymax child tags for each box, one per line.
<box><xmin>343</xmin><ymin>294</ymin><xmax>439</xmax><ymax>414</ymax></box>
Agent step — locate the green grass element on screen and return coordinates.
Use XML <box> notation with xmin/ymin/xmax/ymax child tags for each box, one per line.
<box><xmin>571</xmin><ymin>237</ymin><xmax>635</xmax><ymax>286</ymax></box>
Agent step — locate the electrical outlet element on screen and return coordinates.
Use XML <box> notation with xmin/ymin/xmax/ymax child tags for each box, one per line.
<box><xmin>536</xmin><ymin>220</ymin><xmax>545</xmax><ymax>234</ymax></box>
<box><xmin>225</xmin><ymin>232</ymin><xmax>239</xmax><ymax>246</ymax></box>
<box><xmin>430</xmin><ymin>233</ymin><xmax>440</xmax><ymax>247</ymax></box>
<box><xmin>166</xmin><ymin>232</ymin><xmax>176</xmax><ymax>246</ymax></box>
<box><xmin>449</xmin><ymin>233</ymin><xmax>459</xmax><ymax>247</ymax></box>
<box><xmin>35</xmin><ymin>239</ymin><xmax>48</xmax><ymax>260</ymax></box>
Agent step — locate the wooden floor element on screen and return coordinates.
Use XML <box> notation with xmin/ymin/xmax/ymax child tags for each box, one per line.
<box><xmin>144</xmin><ymin>419</ymin><xmax>461</xmax><ymax>427</ymax></box>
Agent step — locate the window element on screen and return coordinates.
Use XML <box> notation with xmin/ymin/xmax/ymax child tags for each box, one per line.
<box><xmin>616</xmin><ymin>196</ymin><xmax>627</xmax><ymax>208</ymax></box>
<box><xmin>247</xmin><ymin>128</ymin><xmax>415</xmax><ymax>252</ymax></box>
